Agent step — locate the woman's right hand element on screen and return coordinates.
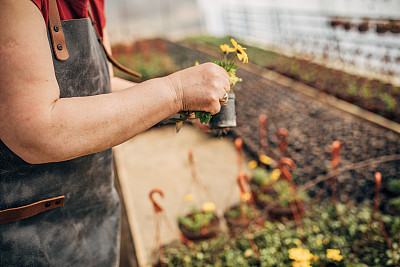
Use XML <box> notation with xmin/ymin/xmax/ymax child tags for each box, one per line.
<box><xmin>166</xmin><ymin>62</ymin><xmax>231</xmax><ymax>115</ymax></box>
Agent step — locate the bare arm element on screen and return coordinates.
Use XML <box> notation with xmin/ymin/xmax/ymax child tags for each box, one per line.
<box><xmin>0</xmin><ymin>0</ymin><xmax>230</xmax><ymax>164</ymax></box>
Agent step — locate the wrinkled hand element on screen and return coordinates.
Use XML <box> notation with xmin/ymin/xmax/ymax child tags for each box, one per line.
<box><xmin>167</xmin><ymin>62</ymin><xmax>231</xmax><ymax>115</ymax></box>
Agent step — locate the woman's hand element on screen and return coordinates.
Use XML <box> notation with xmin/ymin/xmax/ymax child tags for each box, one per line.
<box><xmin>166</xmin><ymin>62</ymin><xmax>231</xmax><ymax>115</ymax></box>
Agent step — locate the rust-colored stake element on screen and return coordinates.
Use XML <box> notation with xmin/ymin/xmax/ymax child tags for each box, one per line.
<box><xmin>355</xmin><ymin>172</ymin><xmax>393</xmax><ymax>254</ymax></box>
<box><xmin>330</xmin><ymin>141</ymin><xmax>341</xmax><ymax>205</ymax></box>
<box><xmin>279</xmin><ymin>158</ymin><xmax>304</xmax><ymax>240</ymax></box>
<box><xmin>276</xmin><ymin>128</ymin><xmax>289</xmax><ymax>157</ymax></box>
<box><xmin>235</xmin><ymin>138</ymin><xmax>243</xmax><ymax>174</ymax></box>
<box><xmin>149</xmin><ymin>189</ymin><xmax>165</xmax><ymax>267</ymax></box>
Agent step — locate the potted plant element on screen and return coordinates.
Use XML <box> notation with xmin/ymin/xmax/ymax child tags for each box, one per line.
<box><xmin>177</xmin><ymin>202</ymin><xmax>220</xmax><ymax>241</ymax></box>
<box><xmin>171</xmin><ymin>38</ymin><xmax>248</xmax><ymax>130</ymax></box>
<box><xmin>224</xmin><ymin>202</ymin><xmax>258</xmax><ymax>230</ymax></box>
<box><xmin>224</xmin><ymin>173</ymin><xmax>260</xmax><ymax>231</ymax></box>
<box><xmin>249</xmin><ymin>158</ymin><xmax>308</xmax><ymax>221</ymax></box>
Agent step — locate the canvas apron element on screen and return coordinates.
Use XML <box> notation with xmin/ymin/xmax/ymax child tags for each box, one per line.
<box><xmin>0</xmin><ymin>4</ymin><xmax>120</xmax><ymax>266</ymax></box>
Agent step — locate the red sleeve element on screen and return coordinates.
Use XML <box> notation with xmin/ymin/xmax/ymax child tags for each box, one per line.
<box><xmin>89</xmin><ymin>0</ymin><xmax>106</xmax><ymax>37</ymax></box>
<box><xmin>30</xmin><ymin>0</ymin><xmax>106</xmax><ymax>37</ymax></box>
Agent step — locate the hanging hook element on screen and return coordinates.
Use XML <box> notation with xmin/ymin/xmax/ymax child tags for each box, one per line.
<box><xmin>331</xmin><ymin>141</ymin><xmax>341</xmax><ymax>169</ymax></box>
<box><xmin>149</xmin><ymin>189</ymin><xmax>164</xmax><ymax>214</ymax></box>
<box><xmin>276</xmin><ymin>128</ymin><xmax>289</xmax><ymax>155</ymax></box>
<box><xmin>237</xmin><ymin>172</ymin><xmax>250</xmax><ymax>201</ymax></box>
<box><xmin>278</xmin><ymin>157</ymin><xmax>295</xmax><ymax>182</ymax></box>
<box><xmin>235</xmin><ymin>138</ymin><xmax>243</xmax><ymax>173</ymax></box>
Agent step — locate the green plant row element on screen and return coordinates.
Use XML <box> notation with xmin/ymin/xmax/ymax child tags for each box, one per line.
<box><xmin>159</xmin><ymin>201</ymin><xmax>400</xmax><ymax>267</ymax></box>
<box><xmin>184</xmin><ymin>36</ymin><xmax>400</xmax><ymax>123</ymax></box>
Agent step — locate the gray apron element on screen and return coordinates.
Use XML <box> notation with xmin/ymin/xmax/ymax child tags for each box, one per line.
<box><xmin>0</xmin><ymin>14</ymin><xmax>120</xmax><ymax>267</ymax></box>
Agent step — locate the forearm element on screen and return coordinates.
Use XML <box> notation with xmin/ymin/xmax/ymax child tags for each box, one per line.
<box><xmin>14</xmin><ymin>77</ymin><xmax>178</xmax><ymax>164</ymax></box>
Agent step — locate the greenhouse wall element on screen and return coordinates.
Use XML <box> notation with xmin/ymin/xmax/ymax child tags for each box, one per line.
<box><xmin>197</xmin><ymin>0</ymin><xmax>400</xmax><ymax>78</ymax></box>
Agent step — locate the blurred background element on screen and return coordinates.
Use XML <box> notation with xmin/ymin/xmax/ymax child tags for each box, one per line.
<box><xmin>106</xmin><ymin>0</ymin><xmax>400</xmax><ymax>82</ymax></box>
<box><xmin>108</xmin><ymin>1</ymin><xmax>400</xmax><ymax>266</ymax></box>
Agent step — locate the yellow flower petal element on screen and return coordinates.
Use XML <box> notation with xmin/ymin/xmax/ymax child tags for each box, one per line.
<box><xmin>195</xmin><ymin>61</ymin><xmax>199</xmax><ymax>66</ymax></box>
<box><xmin>270</xmin><ymin>169</ymin><xmax>282</xmax><ymax>181</ymax></box>
<box><xmin>326</xmin><ymin>249</ymin><xmax>343</xmax><ymax>262</ymax></box>
<box><xmin>220</xmin><ymin>44</ymin><xmax>236</xmax><ymax>53</ymax></box>
<box><xmin>240</xmin><ymin>193</ymin><xmax>251</xmax><ymax>202</ymax></box>
<box><xmin>230</xmin><ymin>38</ymin><xmax>238</xmax><ymax>49</ymax></box>
<box><xmin>288</xmin><ymin>248</ymin><xmax>314</xmax><ymax>262</ymax></box>
<box><xmin>202</xmin><ymin>202</ymin><xmax>216</xmax><ymax>212</ymax></box>
<box><xmin>184</xmin><ymin>194</ymin><xmax>193</xmax><ymax>202</ymax></box>
<box><xmin>259</xmin><ymin>155</ymin><xmax>272</xmax><ymax>165</ymax></box>
<box><xmin>248</xmin><ymin>160</ymin><xmax>258</xmax><ymax>169</ymax></box>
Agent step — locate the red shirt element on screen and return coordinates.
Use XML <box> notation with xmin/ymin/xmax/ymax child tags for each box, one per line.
<box><xmin>31</xmin><ymin>0</ymin><xmax>106</xmax><ymax>37</ymax></box>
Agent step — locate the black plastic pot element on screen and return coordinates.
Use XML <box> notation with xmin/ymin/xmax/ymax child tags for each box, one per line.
<box><xmin>209</xmin><ymin>93</ymin><xmax>236</xmax><ymax>129</ymax></box>
<box><xmin>178</xmin><ymin>212</ymin><xmax>220</xmax><ymax>241</ymax></box>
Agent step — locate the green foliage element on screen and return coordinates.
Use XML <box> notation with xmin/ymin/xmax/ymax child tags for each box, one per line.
<box><xmin>178</xmin><ymin>211</ymin><xmax>215</xmax><ymax>232</ymax></box>
<box><xmin>161</xmin><ymin>201</ymin><xmax>400</xmax><ymax>266</ymax></box>
<box><xmin>113</xmin><ymin>51</ymin><xmax>179</xmax><ymax>81</ymax></box>
<box><xmin>348</xmin><ymin>82</ymin><xmax>358</xmax><ymax>97</ymax></box>
<box><xmin>252</xmin><ymin>168</ymin><xmax>271</xmax><ymax>186</ymax></box>
<box><xmin>389</xmin><ymin>197</ymin><xmax>400</xmax><ymax>210</ymax></box>
<box><xmin>381</xmin><ymin>93</ymin><xmax>396</xmax><ymax>111</ymax></box>
<box><xmin>388</xmin><ymin>179</ymin><xmax>400</xmax><ymax>194</ymax></box>
<box><xmin>225</xmin><ymin>203</ymin><xmax>256</xmax><ymax>219</ymax></box>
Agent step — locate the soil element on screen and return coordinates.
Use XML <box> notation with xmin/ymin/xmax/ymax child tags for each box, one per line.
<box><xmin>165</xmin><ymin>41</ymin><xmax>400</xmax><ymax>206</ymax></box>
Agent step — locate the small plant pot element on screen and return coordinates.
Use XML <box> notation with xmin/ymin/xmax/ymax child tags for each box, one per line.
<box><xmin>178</xmin><ymin>212</ymin><xmax>220</xmax><ymax>241</ymax></box>
<box><xmin>209</xmin><ymin>93</ymin><xmax>236</xmax><ymax>129</ymax></box>
<box><xmin>223</xmin><ymin>204</ymin><xmax>257</xmax><ymax>231</ymax></box>
<box><xmin>249</xmin><ymin>179</ymin><xmax>276</xmax><ymax>209</ymax></box>
<box><xmin>268</xmin><ymin>206</ymin><xmax>295</xmax><ymax>221</ymax></box>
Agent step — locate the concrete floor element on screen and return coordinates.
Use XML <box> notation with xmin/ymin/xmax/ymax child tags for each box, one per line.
<box><xmin>114</xmin><ymin>124</ymin><xmax>251</xmax><ymax>267</ymax></box>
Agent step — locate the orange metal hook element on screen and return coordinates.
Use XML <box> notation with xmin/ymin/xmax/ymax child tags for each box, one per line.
<box><xmin>235</xmin><ymin>138</ymin><xmax>243</xmax><ymax>173</ymax></box>
<box><xmin>278</xmin><ymin>157</ymin><xmax>295</xmax><ymax>182</ymax></box>
<box><xmin>237</xmin><ymin>172</ymin><xmax>250</xmax><ymax>198</ymax></box>
<box><xmin>276</xmin><ymin>128</ymin><xmax>289</xmax><ymax>154</ymax></box>
<box><xmin>149</xmin><ymin>189</ymin><xmax>164</xmax><ymax>214</ymax></box>
<box><xmin>331</xmin><ymin>141</ymin><xmax>341</xmax><ymax>169</ymax></box>
<box><xmin>259</xmin><ymin>115</ymin><xmax>267</xmax><ymax>155</ymax></box>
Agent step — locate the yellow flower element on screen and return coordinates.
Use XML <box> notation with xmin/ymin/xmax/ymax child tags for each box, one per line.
<box><xmin>312</xmin><ymin>256</ymin><xmax>320</xmax><ymax>262</ymax></box>
<box><xmin>270</xmin><ymin>169</ymin><xmax>281</xmax><ymax>181</ymax></box>
<box><xmin>240</xmin><ymin>193</ymin><xmax>251</xmax><ymax>202</ymax></box>
<box><xmin>292</xmin><ymin>262</ymin><xmax>311</xmax><ymax>267</ymax></box>
<box><xmin>184</xmin><ymin>194</ymin><xmax>193</xmax><ymax>202</ymax></box>
<box><xmin>230</xmin><ymin>38</ymin><xmax>249</xmax><ymax>63</ymax></box>
<box><xmin>288</xmin><ymin>248</ymin><xmax>314</xmax><ymax>262</ymax></box>
<box><xmin>248</xmin><ymin>160</ymin><xmax>258</xmax><ymax>169</ymax></box>
<box><xmin>237</xmin><ymin>51</ymin><xmax>249</xmax><ymax>63</ymax></box>
<box><xmin>316</xmin><ymin>239</ymin><xmax>323</xmax><ymax>246</ymax></box>
<box><xmin>220</xmin><ymin>44</ymin><xmax>236</xmax><ymax>53</ymax></box>
<box><xmin>259</xmin><ymin>154</ymin><xmax>272</xmax><ymax>165</ymax></box>
<box><xmin>202</xmin><ymin>202</ymin><xmax>216</xmax><ymax>212</ymax></box>
<box><xmin>195</xmin><ymin>61</ymin><xmax>199</xmax><ymax>66</ymax></box>
<box><xmin>326</xmin><ymin>249</ymin><xmax>343</xmax><ymax>262</ymax></box>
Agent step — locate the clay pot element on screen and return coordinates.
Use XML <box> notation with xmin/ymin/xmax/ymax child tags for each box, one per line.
<box><xmin>249</xmin><ymin>179</ymin><xmax>276</xmax><ymax>209</ymax></box>
<box><xmin>223</xmin><ymin>204</ymin><xmax>256</xmax><ymax>230</ymax></box>
<box><xmin>178</xmin><ymin>212</ymin><xmax>220</xmax><ymax>241</ymax></box>
<box><xmin>209</xmin><ymin>93</ymin><xmax>237</xmax><ymax>129</ymax></box>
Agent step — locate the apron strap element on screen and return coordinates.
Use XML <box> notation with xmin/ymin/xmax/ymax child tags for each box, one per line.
<box><xmin>0</xmin><ymin>196</ymin><xmax>65</xmax><ymax>225</ymax></box>
<box><xmin>87</xmin><ymin>5</ymin><xmax>142</xmax><ymax>78</ymax></box>
<box><xmin>48</xmin><ymin>0</ymin><xmax>69</xmax><ymax>61</ymax></box>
